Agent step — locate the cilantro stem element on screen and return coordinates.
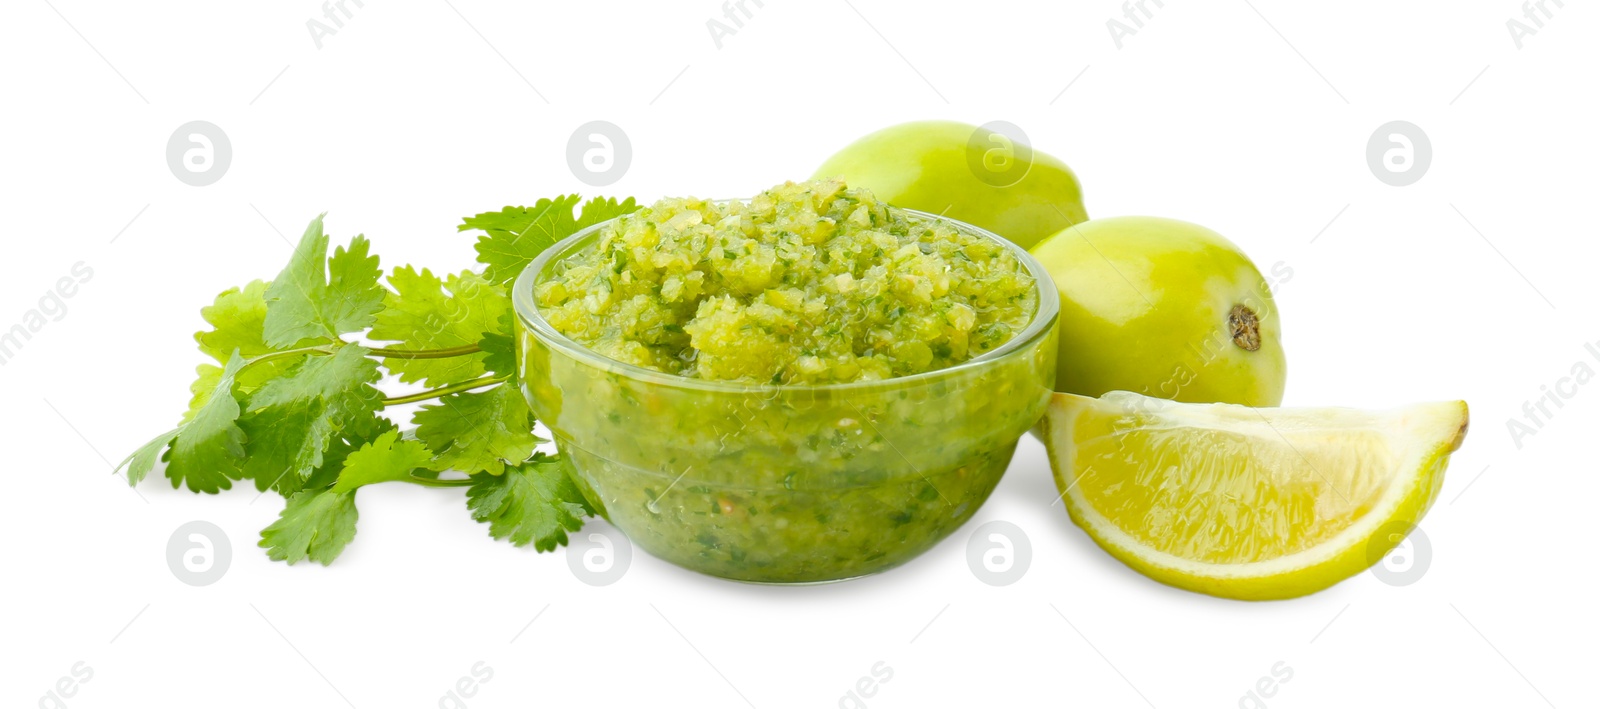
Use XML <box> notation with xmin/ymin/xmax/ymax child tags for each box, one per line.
<box><xmin>381</xmin><ymin>375</ymin><xmax>508</xmax><ymax>406</ymax></box>
<box><xmin>369</xmin><ymin>344</ymin><xmax>482</xmax><ymax>359</ymax></box>
<box><xmin>242</xmin><ymin>345</ymin><xmax>337</xmax><ymax>368</ymax></box>
<box><xmin>406</xmin><ymin>475</ymin><xmax>475</xmax><ymax>488</ymax></box>
<box><xmin>239</xmin><ymin>342</ymin><xmax>482</xmax><ymax>377</ymax></box>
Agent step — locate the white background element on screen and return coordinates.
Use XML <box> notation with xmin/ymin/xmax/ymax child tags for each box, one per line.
<box><xmin>2</xmin><ymin>1</ymin><xmax>1595</xmax><ymax>707</ymax></box>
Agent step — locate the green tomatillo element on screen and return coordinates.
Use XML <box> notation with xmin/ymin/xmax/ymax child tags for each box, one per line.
<box><xmin>812</xmin><ymin>120</ymin><xmax>1088</xmax><ymax>250</ymax></box>
<box><xmin>1029</xmin><ymin>216</ymin><xmax>1288</xmax><ymax>407</ymax></box>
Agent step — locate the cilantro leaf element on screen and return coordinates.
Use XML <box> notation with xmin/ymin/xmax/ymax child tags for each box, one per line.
<box><xmin>478</xmin><ymin>310</ymin><xmax>518</xmax><ymax>382</ymax></box>
<box><xmin>249</xmin><ymin>345</ymin><xmax>383</xmax><ymax>418</ymax></box>
<box><xmin>197</xmin><ymin>280</ymin><xmax>320</xmax><ymax>390</ymax></box>
<box><xmin>197</xmin><ymin>280</ymin><xmax>276</xmax><ymax>361</ymax></box>
<box><xmin>263</xmin><ymin>215</ymin><xmax>385</xmax><ymax>347</ymax></box>
<box><xmin>466</xmin><ymin>455</ymin><xmax>592</xmax><ymax>551</ymax></box>
<box><xmin>239</xmin><ymin>402</ymin><xmax>334</xmax><ymax>491</ymax></box>
<box><xmin>330</xmin><ymin>430</ymin><xmax>436</xmax><ymax>492</ymax></box>
<box><xmin>369</xmin><ymin>267</ymin><xmax>508</xmax><ymax>387</ymax></box>
<box><xmin>263</xmin><ymin>416</ymin><xmax>396</xmax><ymax>496</ymax></box>
<box><xmin>258</xmin><ymin>431</ymin><xmax>433</xmax><ymax>565</ymax></box>
<box><xmin>463</xmin><ymin>196</ymin><xmax>578</xmax><ymax>284</ymax></box>
<box><xmin>117</xmin><ymin>428</ymin><xmax>180</xmax><ymax>487</ymax></box>
<box><xmin>463</xmin><ymin>196</ymin><xmax>638</xmax><ymax>285</ymax></box>
<box><xmin>163</xmin><ymin>352</ymin><xmax>249</xmax><ymax>493</ymax></box>
<box><xmin>414</xmin><ymin>385</ymin><xmax>540</xmax><ymax>476</ymax></box>
<box><xmin>183</xmin><ymin>364</ymin><xmax>224</xmax><ymax>422</ymax></box>
<box><xmin>577</xmin><ymin>195</ymin><xmax>640</xmax><ymax>231</ymax></box>
<box><xmin>241</xmin><ymin>345</ymin><xmax>384</xmax><ymax>488</ymax></box>
<box><xmin>259</xmin><ymin>488</ymin><xmax>359</xmax><ymax>565</ymax></box>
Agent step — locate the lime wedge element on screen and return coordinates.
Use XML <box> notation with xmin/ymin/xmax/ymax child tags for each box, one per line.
<box><xmin>1042</xmin><ymin>391</ymin><xmax>1469</xmax><ymax>600</ymax></box>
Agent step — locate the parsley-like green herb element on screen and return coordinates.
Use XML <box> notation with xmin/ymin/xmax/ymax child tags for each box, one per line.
<box><xmin>465</xmin><ymin>195</ymin><xmax>638</xmax><ymax>285</ymax></box>
<box><xmin>466</xmin><ymin>454</ymin><xmax>594</xmax><ymax>552</ymax></box>
<box><xmin>118</xmin><ymin>196</ymin><xmax>638</xmax><ymax>564</ymax></box>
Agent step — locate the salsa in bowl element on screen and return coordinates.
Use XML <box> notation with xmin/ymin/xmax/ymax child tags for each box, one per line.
<box><xmin>512</xmin><ymin>179</ymin><xmax>1058</xmax><ymax>583</ymax></box>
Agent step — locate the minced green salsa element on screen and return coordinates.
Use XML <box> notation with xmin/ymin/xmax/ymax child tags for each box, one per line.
<box><xmin>518</xmin><ymin>179</ymin><xmax>1057</xmax><ymax>583</ymax></box>
<box><xmin>534</xmin><ymin>178</ymin><xmax>1037</xmax><ymax>384</ymax></box>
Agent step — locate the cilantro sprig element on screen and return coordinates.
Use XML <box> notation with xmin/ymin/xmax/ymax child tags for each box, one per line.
<box><xmin>117</xmin><ymin>196</ymin><xmax>637</xmax><ymax>565</ymax></box>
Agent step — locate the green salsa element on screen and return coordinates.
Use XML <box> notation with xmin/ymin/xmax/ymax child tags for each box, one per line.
<box><xmin>516</xmin><ymin>180</ymin><xmax>1057</xmax><ymax>583</ymax></box>
<box><xmin>534</xmin><ymin>178</ymin><xmax>1037</xmax><ymax>384</ymax></box>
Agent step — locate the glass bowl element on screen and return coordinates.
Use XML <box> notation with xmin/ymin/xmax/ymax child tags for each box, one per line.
<box><xmin>511</xmin><ymin>207</ymin><xmax>1059</xmax><ymax>583</ymax></box>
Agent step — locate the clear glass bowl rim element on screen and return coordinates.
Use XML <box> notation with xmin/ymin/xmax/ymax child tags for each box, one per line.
<box><xmin>510</xmin><ymin>202</ymin><xmax>1060</xmax><ymax>394</ymax></box>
